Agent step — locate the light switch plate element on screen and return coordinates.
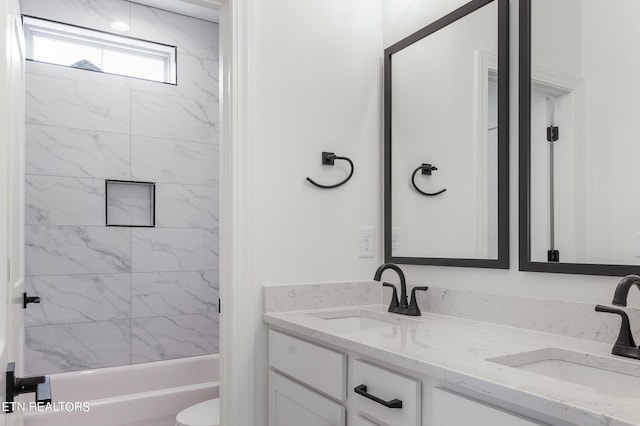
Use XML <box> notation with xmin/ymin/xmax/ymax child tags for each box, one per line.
<box><xmin>392</xmin><ymin>227</ymin><xmax>401</xmax><ymax>255</ymax></box>
<box><xmin>358</xmin><ymin>227</ymin><xmax>375</xmax><ymax>258</ymax></box>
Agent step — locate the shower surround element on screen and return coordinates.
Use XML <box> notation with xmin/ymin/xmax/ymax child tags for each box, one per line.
<box><xmin>22</xmin><ymin>0</ymin><xmax>219</xmax><ymax>374</ymax></box>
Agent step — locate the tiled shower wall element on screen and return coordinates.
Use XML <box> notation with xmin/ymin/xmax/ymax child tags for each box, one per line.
<box><xmin>21</xmin><ymin>0</ymin><xmax>219</xmax><ymax>375</ymax></box>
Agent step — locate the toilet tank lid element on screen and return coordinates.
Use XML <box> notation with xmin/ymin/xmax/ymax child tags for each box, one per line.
<box><xmin>176</xmin><ymin>398</ymin><xmax>220</xmax><ymax>426</ymax></box>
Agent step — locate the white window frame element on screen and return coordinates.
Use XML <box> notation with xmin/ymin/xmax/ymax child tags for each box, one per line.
<box><xmin>22</xmin><ymin>16</ymin><xmax>177</xmax><ymax>84</ymax></box>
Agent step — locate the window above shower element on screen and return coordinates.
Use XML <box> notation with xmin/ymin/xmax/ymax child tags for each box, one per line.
<box><xmin>22</xmin><ymin>16</ymin><xmax>177</xmax><ymax>84</ymax></box>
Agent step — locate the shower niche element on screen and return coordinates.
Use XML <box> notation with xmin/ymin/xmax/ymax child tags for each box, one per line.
<box><xmin>105</xmin><ymin>180</ymin><xmax>156</xmax><ymax>227</ymax></box>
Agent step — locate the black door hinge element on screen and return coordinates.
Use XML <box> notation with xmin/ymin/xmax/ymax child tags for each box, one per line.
<box><xmin>547</xmin><ymin>249</ymin><xmax>560</xmax><ymax>262</ymax></box>
<box><xmin>218</xmin><ymin>298</ymin><xmax>221</xmax><ymax>314</ymax></box>
<box><xmin>547</xmin><ymin>126</ymin><xmax>559</xmax><ymax>142</ymax></box>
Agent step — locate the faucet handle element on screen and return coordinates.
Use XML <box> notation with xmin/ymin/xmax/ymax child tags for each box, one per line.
<box><xmin>382</xmin><ymin>282</ymin><xmax>400</xmax><ymax>313</ymax></box>
<box><xmin>406</xmin><ymin>286</ymin><xmax>429</xmax><ymax>316</ymax></box>
<box><xmin>595</xmin><ymin>304</ymin><xmax>636</xmax><ymax>348</ymax></box>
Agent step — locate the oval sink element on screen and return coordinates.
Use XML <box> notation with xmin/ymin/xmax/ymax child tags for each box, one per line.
<box><xmin>320</xmin><ymin>316</ymin><xmax>398</xmax><ymax>329</ymax></box>
<box><xmin>307</xmin><ymin>309</ymin><xmax>409</xmax><ymax>329</ymax></box>
<box><xmin>488</xmin><ymin>348</ymin><xmax>640</xmax><ymax>398</ymax></box>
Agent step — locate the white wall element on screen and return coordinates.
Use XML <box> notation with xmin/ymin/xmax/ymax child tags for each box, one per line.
<box><xmin>250</xmin><ymin>0</ymin><xmax>384</xmax><ymax>284</ymax></box>
<box><xmin>242</xmin><ymin>1</ymin><xmax>384</xmax><ymax>423</ymax></box>
<box><xmin>581</xmin><ymin>0</ymin><xmax>640</xmax><ymax>264</ymax></box>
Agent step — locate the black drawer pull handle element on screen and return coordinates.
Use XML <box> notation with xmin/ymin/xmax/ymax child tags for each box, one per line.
<box><xmin>354</xmin><ymin>384</ymin><xmax>403</xmax><ymax>409</ymax></box>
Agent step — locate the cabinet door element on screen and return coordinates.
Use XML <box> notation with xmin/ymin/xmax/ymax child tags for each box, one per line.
<box><xmin>269</xmin><ymin>371</ymin><xmax>346</xmax><ymax>426</ymax></box>
<box><xmin>350</xmin><ymin>416</ymin><xmax>378</xmax><ymax>426</ymax></box>
<box><xmin>432</xmin><ymin>388</ymin><xmax>545</xmax><ymax>426</ymax></box>
<box><xmin>269</xmin><ymin>330</ymin><xmax>346</xmax><ymax>400</ymax></box>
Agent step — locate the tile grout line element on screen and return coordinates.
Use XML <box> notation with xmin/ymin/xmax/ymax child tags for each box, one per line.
<box><xmin>26</xmin><ymin>59</ymin><xmax>219</xmax><ymax>102</ymax></box>
<box><xmin>26</xmin><ymin>312</ymin><xmax>217</xmax><ymax>329</ymax></box>
<box><xmin>25</xmin><ymin>224</ymin><xmax>219</xmax><ymax>230</ymax></box>
<box><xmin>25</xmin><ymin>269</ymin><xmax>219</xmax><ymax>278</ymax></box>
<box><xmin>25</xmin><ymin>122</ymin><xmax>220</xmax><ymax>147</ymax></box>
<box><xmin>25</xmin><ymin>173</ymin><xmax>220</xmax><ymax>188</ymax></box>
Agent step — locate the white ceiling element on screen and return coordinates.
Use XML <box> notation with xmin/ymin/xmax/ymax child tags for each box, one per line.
<box><xmin>128</xmin><ymin>0</ymin><xmax>219</xmax><ymax>23</ymax></box>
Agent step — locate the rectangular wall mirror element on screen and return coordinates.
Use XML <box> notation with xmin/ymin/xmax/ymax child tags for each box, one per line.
<box><xmin>384</xmin><ymin>0</ymin><xmax>509</xmax><ymax>268</ymax></box>
<box><xmin>520</xmin><ymin>0</ymin><xmax>640</xmax><ymax>275</ymax></box>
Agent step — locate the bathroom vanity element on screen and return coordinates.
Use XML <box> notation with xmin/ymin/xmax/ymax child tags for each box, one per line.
<box><xmin>263</xmin><ymin>283</ymin><xmax>640</xmax><ymax>426</ymax></box>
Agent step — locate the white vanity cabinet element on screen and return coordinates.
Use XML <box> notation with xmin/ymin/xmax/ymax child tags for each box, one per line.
<box><xmin>268</xmin><ymin>329</ymin><xmax>422</xmax><ymax>426</ymax></box>
<box><xmin>268</xmin><ymin>330</ymin><xmax>347</xmax><ymax>426</ymax></box>
<box><xmin>431</xmin><ymin>388</ymin><xmax>546</xmax><ymax>426</ymax></box>
<box><xmin>269</xmin><ymin>330</ymin><xmax>346</xmax><ymax>400</ymax></box>
<box><xmin>269</xmin><ymin>371</ymin><xmax>346</xmax><ymax>426</ymax></box>
<box><xmin>350</xmin><ymin>416</ymin><xmax>378</xmax><ymax>426</ymax></box>
<box><xmin>267</xmin><ymin>328</ymin><xmax>554</xmax><ymax>426</ymax></box>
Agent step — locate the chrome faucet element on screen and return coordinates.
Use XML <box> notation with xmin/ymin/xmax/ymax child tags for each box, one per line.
<box><xmin>594</xmin><ymin>274</ymin><xmax>640</xmax><ymax>360</ymax></box>
<box><xmin>373</xmin><ymin>263</ymin><xmax>427</xmax><ymax>316</ymax></box>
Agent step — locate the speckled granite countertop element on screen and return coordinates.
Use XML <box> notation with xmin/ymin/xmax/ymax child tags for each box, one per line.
<box><xmin>264</xmin><ymin>304</ymin><xmax>640</xmax><ymax>426</ymax></box>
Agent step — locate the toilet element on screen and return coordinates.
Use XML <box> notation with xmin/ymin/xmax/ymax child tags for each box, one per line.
<box><xmin>176</xmin><ymin>398</ymin><xmax>220</xmax><ymax>426</ymax></box>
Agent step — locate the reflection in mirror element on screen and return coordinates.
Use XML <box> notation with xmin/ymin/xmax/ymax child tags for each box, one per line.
<box><xmin>385</xmin><ymin>0</ymin><xmax>509</xmax><ymax>268</ymax></box>
<box><xmin>521</xmin><ymin>0</ymin><xmax>640</xmax><ymax>275</ymax></box>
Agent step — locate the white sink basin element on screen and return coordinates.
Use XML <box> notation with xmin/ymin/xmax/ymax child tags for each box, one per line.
<box><xmin>308</xmin><ymin>309</ymin><xmax>408</xmax><ymax>329</ymax></box>
<box><xmin>488</xmin><ymin>348</ymin><xmax>640</xmax><ymax>398</ymax></box>
<box><xmin>319</xmin><ymin>316</ymin><xmax>397</xmax><ymax>329</ymax></box>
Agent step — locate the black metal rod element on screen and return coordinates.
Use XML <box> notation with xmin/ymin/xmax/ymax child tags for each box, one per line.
<box><xmin>354</xmin><ymin>385</ymin><xmax>403</xmax><ymax>409</ymax></box>
<box><xmin>410</xmin><ymin>165</ymin><xmax>446</xmax><ymax>196</ymax></box>
<box><xmin>306</xmin><ymin>152</ymin><xmax>354</xmax><ymax>189</ymax></box>
<box><xmin>547</xmin><ymin>98</ymin><xmax>556</xmax><ymax>252</ymax></box>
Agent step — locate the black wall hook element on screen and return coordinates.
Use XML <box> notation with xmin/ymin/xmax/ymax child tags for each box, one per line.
<box><xmin>306</xmin><ymin>152</ymin><xmax>354</xmax><ymax>189</ymax></box>
<box><xmin>411</xmin><ymin>163</ymin><xmax>446</xmax><ymax>196</ymax></box>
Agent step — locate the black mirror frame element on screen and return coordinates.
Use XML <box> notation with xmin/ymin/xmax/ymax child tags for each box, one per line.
<box><xmin>384</xmin><ymin>0</ymin><xmax>510</xmax><ymax>269</ymax></box>
<box><xmin>519</xmin><ymin>0</ymin><xmax>636</xmax><ymax>276</ymax></box>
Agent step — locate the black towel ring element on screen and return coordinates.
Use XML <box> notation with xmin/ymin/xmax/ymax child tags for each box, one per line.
<box><xmin>411</xmin><ymin>163</ymin><xmax>446</xmax><ymax>196</ymax></box>
<box><xmin>306</xmin><ymin>152</ymin><xmax>354</xmax><ymax>189</ymax></box>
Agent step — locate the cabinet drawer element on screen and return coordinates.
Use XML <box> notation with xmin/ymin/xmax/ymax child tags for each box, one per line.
<box><xmin>269</xmin><ymin>329</ymin><xmax>346</xmax><ymax>400</ymax></box>
<box><xmin>351</xmin><ymin>416</ymin><xmax>378</xmax><ymax>426</ymax></box>
<box><xmin>351</xmin><ymin>359</ymin><xmax>421</xmax><ymax>426</ymax></box>
<box><xmin>432</xmin><ymin>388</ymin><xmax>545</xmax><ymax>426</ymax></box>
<box><xmin>269</xmin><ymin>371</ymin><xmax>346</xmax><ymax>426</ymax></box>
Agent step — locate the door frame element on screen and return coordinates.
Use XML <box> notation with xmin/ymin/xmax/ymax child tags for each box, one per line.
<box><xmin>0</xmin><ymin>0</ymin><xmax>256</xmax><ymax>424</ymax></box>
<box><xmin>0</xmin><ymin>0</ymin><xmax>27</xmax><ymax>423</ymax></box>
<box><xmin>2</xmin><ymin>0</ymin><xmax>258</xmax><ymax>423</ymax></box>
<box><xmin>212</xmin><ymin>0</ymin><xmax>259</xmax><ymax>425</ymax></box>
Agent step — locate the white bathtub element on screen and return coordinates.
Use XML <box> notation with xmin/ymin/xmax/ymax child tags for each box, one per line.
<box><xmin>23</xmin><ymin>354</ymin><xmax>219</xmax><ymax>426</ymax></box>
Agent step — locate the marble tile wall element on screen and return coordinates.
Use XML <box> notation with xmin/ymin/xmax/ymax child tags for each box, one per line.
<box><xmin>22</xmin><ymin>0</ymin><xmax>219</xmax><ymax>375</ymax></box>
